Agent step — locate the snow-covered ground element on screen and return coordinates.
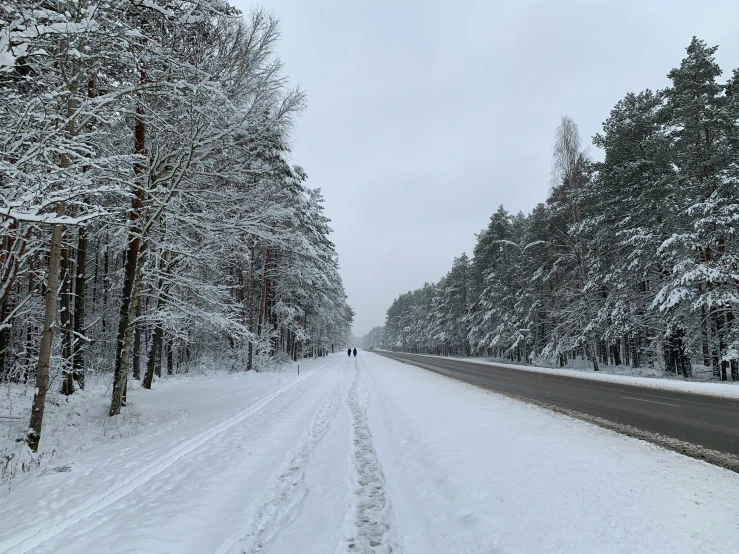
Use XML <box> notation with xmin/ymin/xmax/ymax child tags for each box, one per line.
<box><xmin>0</xmin><ymin>358</ymin><xmax>315</xmax><ymax>483</ymax></box>
<box><xmin>1</xmin><ymin>352</ymin><xmax>738</xmax><ymax>553</ymax></box>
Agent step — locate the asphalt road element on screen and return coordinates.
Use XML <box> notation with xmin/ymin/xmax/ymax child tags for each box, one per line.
<box><xmin>375</xmin><ymin>351</ymin><xmax>739</xmax><ymax>457</ymax></box>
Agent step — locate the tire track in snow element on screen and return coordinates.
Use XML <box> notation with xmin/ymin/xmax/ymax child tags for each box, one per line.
<box><xmin>346</xmin><ymin>359</ymin><xmax>395</xmax><ymax>553</ymax></box>
<box><xmin>0</xmin><ymin>368</ymin><xmax>321</xmax><ymax>554</ymax></box>
<box><xmin>216</xmin><ymin>360</ymin><xmax>348</xmax><ymax>554</ymax></box>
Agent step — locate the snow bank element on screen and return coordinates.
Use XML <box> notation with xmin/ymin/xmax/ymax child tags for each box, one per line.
<box><xmin>377</xmin><ymin>351</ymin><xmax>739</xmax><ymax>399</ymax></box>
<box><xmin>0</xmin><ymin>361</ymin><xmax>307</xmax><ymax>486</ymax></box>
<box><xmin>1</xmin><ymin>377</ymin><xmax>180</xmax><ymax>485</ymax></box>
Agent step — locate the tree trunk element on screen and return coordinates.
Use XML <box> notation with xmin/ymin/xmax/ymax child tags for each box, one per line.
<box><xmin>124</xmin><ymin>259</ymin><xmax>145</xmax><ymax>407</ymax></box>
<box><xmin>589</xmin><ymin>340</ymin><xmax>599</xmax><ymax>371</ymax></box>
<box><xmin>60</xmin><ymin>245</ymin><xmax>75</xmax><ymax>395</ymax></box>
<box><xmin>711</xmin><ymin>313</ymin><xmax>721</xmax><ymax>380</ymax></box>
<box><xmin>728</xmin><ymin>312</ymin><xmax>739</xmax><ymax>381</ymax></box>
<box><xmin>622</xmin><ymin>336</ymin><xmax>629</xmax><ymax>367</ymax></box>
<box><xmin>72</xmin><ymin>227</ymin><xmax>87</xmax><ymax>389</ymax></box>
<box><xmin>701</xmin><ymin>305</ymin><xmax>711</xmax><ymax>367</ymax></box>
<box><xmin>0</xmin><ymin>230</ymin><xmax>11</xmax><ymax>379</ymax></box>
<box><xmin>142</xmin><ymin>251</ymin><xmax>169</xmax><ymax>389</ymax></box>
<box><xmin>0</xmin><ymin>296</ymin><xmax>7</xmax><ymax>381</ymax></box>
<box><xmin>27</xmin><ymin>224</ymin><xmax>64</xmax><ymax>451</ymax></box>
<box><xmin>166</xmin><ymin>337</ymin><xmax>173</xmax><ymax>375</ymax></box>
<box><xmin>674</xmin><ymin>327</ymin><xmax>692</xmax><ymax>377</ymax></box>
<box><xmin>256</xmin><ymin>247</ymin><xmax>271</xmax><ymax>359</ymax></box>
<box><xmin>155</xmin><ymin>331</ymin><xmax>163</xmax><ymax>378</ymax></box>
<box><xmin>110</xmin><ymin>98</ymin><xmax>147</xmax><ymax>416</ymax></box>
<box><xmin>110</xmin><ymin>236</ymin><xmax>142</xmax><ymax>414</ymax></box>
<box><xmin>143</xmin><ymin>325</ymin><xmax>162</xmax><ymax>389</ymax></box>
<box><xmin>631</xmin><ymin>333</ymin><xmax>639</xmax><ymax>368</ymax></box>
<box><xmin>247</xmin><ymin>239</ymin><xmax>256</xmax><ymax>370</ymax></box>
<box><xmin>23</xmin><ymin>258</ymin><xmax>36</xmax><ymax>384</ymax></box>
<box><xmin>92</xmin><ymin>238</ymin><xmax>99</xmax><ymax>306</ymax></box>
<box><xmin>719</xmin><ymin>312</ymin><xmax>729</xmax><ymax>381</ymax></box>
<box><xmin>612</xmin><ymin>342</ymin><xmax>621</xmax><ymax>366</ymax></box>
<box><xmin>132</xmin><ymin>298</ymin><xmax>142</xmax><ymax>380</ymax></box>
<box><xmin>102</xmin><ymin>245</ymin><xmax>109</xmax><ymax>334</ymax></box>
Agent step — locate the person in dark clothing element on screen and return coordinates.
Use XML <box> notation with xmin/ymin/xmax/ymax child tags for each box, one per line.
<box><xmin>347</xmin><ymin>348</ymin><xmax>351</xmax><ymax>357</ymax></box>
<box><xmin>353</xmin><ymin>348</ymin><xmax>357</xmax><ymax>357</ymax></box>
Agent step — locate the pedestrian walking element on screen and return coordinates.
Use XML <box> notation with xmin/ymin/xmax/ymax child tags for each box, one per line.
<box><xmin>353</xmin><ymin>348</ymin><xmax>357</xmax><ymax>357</ymax></box>
<box><xmin>347</xmin><ymin>348</ymin><xmax>351</xmax><ymax>357</ymax></box>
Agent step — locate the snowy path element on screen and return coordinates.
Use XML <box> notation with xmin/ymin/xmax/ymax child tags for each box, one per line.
<box><xmin>360</xmin><ymin>353</ymin><xmax>739</xmax><ymax>553</ymax></box>
<box><xmin>0</xmin><ymin>358</ymin><xmax>342</xmax><ymax>554</ymax></box>
<box><xmin>1</xmin><ymin>352</ymin><xmax>739</xmax><ymax>553</ymax></box>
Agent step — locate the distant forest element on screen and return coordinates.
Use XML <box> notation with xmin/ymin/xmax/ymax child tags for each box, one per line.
<box><xmin>371</xmin><ymin>38</ymin><xmax>739</xmax><ymax>379</ymax></box>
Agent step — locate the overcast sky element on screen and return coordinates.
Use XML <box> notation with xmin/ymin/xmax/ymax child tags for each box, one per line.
<box><xmin>232</xmin><ymin>0</ymin><xmax>739</xmax><ymax>337</ymax></box>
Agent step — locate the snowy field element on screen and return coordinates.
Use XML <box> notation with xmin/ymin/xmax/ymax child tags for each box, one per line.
<box><xmin>1</xmin><ymin>352</ymin><xmax>738</xmax><ymax>553</ymax></box>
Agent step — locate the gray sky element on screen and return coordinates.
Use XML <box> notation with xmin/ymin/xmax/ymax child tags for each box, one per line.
<box><xmin>233</xmin><ymin>0</ymin><xmax>739</xmax><ymax>336</ymax></box>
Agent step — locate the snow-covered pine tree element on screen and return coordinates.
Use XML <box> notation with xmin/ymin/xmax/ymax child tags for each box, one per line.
<box><xmin>382</xmin><ymin>38</ymin><xmax>739</xmax><ymax>379</ymax></box>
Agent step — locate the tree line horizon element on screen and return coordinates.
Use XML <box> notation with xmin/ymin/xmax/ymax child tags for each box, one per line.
<box><xmin>366</xmin><ymin>37</ymin><xmax>739</xmax><ymax>380</ymax></box>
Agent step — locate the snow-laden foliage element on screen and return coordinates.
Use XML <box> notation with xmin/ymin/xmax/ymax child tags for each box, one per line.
<box><xmin>361</xmin><ymin>326</ymin><xmax>385</xmax><ymax>349</ymax></box>
<box><xmin>0</xmin><ymin>0</ymin><xmax>353</xmax><ymax>449</ymax></box>
<box><xmin>382</xmin><ymin>38</ymin><xmax>739</xmax><ymax>381</ymax></box>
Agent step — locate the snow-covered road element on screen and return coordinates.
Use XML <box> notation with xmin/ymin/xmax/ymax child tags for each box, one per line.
<box><xmin>2</xmin><ymin>353</ymin><xmax>738</xmax><ymax>553</ymax></box>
